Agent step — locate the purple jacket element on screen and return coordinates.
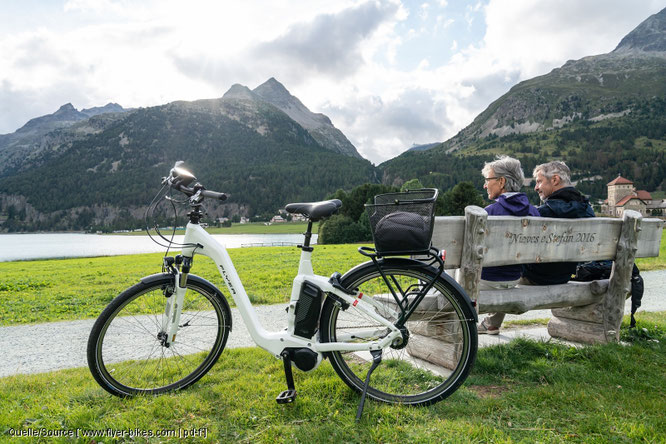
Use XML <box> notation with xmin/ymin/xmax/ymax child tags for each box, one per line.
<box><xmin>481</xmin><ymin>193</ymin><xmax>540</xmax><ymax>282</ymax></box>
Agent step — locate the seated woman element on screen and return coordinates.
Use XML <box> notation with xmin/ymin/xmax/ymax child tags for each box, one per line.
<box><xmin>478</xmin><ymin>156</ymin><xmax>539</xmax><ymax>335</ymax></box>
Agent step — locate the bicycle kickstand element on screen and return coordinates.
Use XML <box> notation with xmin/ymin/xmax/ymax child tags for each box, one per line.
<box><xmin>355</xmin><ymin>349</ymin><xmax>383</xmax><ymax>421</ymax></box>
<box><xmin>276</xmin><ymin>350</ymin><xmax>297</xmax><ymax>404</ymax></box>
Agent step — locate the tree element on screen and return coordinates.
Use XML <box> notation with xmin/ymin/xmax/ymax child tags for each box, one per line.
<box><xmin>318</xmin><ymin>215</ymin><xmax>369</xmax><ymax>244</ymax></box>
<box><xmin>338</xmin><ymin>183</ymin><xmax>398</xmax><ymax>222</ymax></box>
<box><xmin>400</xmin><ymin>178</ymin><xmax>424</xmax><ymax>191</ymax></box>
<box><xmin>439</xmin><ymin>182</ymin><xmax>485</xmax><ymax>216</ymax></box>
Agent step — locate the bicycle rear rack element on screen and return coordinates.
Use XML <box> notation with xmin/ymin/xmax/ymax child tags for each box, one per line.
<box><xmin>358</xmin><ymin>246</ymin><xmax>446</xmax><ymax>328</ymax></box>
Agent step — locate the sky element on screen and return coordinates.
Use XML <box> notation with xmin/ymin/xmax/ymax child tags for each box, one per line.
<box><xmin>0</xmin><ymin>0</ymin><xmax>664</xmax><ymax>164</ymax></box>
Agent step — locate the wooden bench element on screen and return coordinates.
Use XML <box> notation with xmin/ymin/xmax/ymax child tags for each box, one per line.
<box><xmin>425</xmin><ymin>207</ymin><xmax>664</xmax><ymax>345</ymax></box>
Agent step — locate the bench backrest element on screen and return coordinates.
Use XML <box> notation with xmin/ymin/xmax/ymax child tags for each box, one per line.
<box><xmin>432</xmin><ymin>207</ymin><xmax>663</xmax><ymax>269</ymax></box>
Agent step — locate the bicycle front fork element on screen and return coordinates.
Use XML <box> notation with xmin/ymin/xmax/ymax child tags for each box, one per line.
<box><xmin>161</xmin><ymin>256</ymin><xmax>193</xmax><ymax>346</ymax></box>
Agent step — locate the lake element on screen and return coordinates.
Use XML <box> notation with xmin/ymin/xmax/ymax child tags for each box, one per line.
<box><xmin>0</xmin><ymin>232</ymin><xmax>317</xmax><ymax>262</ymax></box>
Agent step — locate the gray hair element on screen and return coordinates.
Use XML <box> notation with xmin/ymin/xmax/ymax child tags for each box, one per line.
<box><xmin>533</xmin><ymin>161</ymin><xmax>572</xmax><ymax>186</ymax></box>
<box><xmin>482</xmin><ymin>155</ymin><xmax>525</xmax><ymax>192</ymax></box>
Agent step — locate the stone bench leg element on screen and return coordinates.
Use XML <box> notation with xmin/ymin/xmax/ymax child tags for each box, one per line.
<box><xmin>548</xmin><ymin>299</ymin><xmax>613</xmax><ymax>344</ymax></box>
<box><xmin>548</xmin><ymin>211</ymin><xmax>640</xmax><ymax>344</ymax></box>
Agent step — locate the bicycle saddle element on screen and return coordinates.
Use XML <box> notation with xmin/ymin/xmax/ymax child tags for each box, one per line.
<box><xmin>285</xmin><ymin>199</ymin><xmax>342</xmax><ymax>221</ymax></box>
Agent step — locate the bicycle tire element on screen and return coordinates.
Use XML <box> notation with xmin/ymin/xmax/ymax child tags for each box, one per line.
<box><xmin>87</xmin><ymin>273</ymin><xmax>231</xmax><ymax>397</ymax></box>
<box><xmin>320</xmin><ymin>258</ymin><xmax>477</xmax><ymax>405</ymax></box>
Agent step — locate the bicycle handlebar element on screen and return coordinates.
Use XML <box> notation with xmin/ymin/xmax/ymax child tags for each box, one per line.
<box><xmin>201</xmin><ymin>189</ymin><xmax>227</xmax><ymax>201</ymax></box>
<box><xmin>166</xmin><ymin>162</ymin><xmax>228</xmax><ymax>202</ymax></box>
<box><xmin>173</xmin><ymin>183</ymin><xmax>228</xmax><ymax>202</ymax></box>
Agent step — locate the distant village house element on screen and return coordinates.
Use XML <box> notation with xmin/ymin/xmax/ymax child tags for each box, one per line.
<box><xmin>601</xmin><ymin>175</ymin><xmax>665</xmax><ymax>217</ymax></box>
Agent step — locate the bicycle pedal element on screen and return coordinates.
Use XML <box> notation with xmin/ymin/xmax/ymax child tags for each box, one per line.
<box><xmin>276</xmin><ymin>389</ymin><xmax>297</xmax><ymax>404</ymax></box>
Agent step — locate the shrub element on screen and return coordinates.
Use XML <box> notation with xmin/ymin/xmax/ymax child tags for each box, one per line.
<box><xmin>319</xmin><ymin>214</ymin><xmax>370</xmax><ymax>244</ymax></box>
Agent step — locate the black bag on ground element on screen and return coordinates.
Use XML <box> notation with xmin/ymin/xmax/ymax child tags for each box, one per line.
<box><xmin>373</xmin><ymin>211</ymin><xmax>428</xmax><ymax>254</ymax></box>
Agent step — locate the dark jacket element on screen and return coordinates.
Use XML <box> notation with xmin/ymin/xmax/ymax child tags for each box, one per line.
<box><xmin>481</xmin><ymin>193</ymin><xmax>540</xmax><ymax>282</ymax></box>
<box><xmin>522</xmin><ymin>187</ymin><xmax>595</xmax><ymax>285</ymax></box>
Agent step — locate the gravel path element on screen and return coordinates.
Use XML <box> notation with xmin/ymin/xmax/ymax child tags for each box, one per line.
<box><xmin>1</xmin><ymin>270</ymin><xmax>664</xmax><ymax>378</ymax></box>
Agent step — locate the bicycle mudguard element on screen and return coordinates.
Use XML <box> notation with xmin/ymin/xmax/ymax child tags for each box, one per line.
<box><xmin>139</xmin><ymin>272</ymin><xmax>233</xmax><ymax>332</ymax></box>
<box><xmin>340</xmin><ymin>258</ymin><xmax>478</xmax><ymax>323</ymax></box>
<box><xmin>139</xmin><ymin>272</ymin><xmax>175</xmax><ymax>286</ymax></box>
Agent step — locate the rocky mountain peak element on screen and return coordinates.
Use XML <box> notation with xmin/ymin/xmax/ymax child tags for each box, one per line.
<box><xmin>56</xmin><ymin>103</ymin><xmax>76</xmax><ymax>113</ymax></box>
<box><xmin>216</xmin><ymin>78</ymin><xmax>360</xmax><ymax>158</ymax></box>
<box><xmin>81</xmin><ymin>103</ymin><xmax>126</xmax><ymax>117</ymax></box>
<box><xmin>251</xmin><ymin>78</ymin><xmax>361</xmax><ymax>158</ymax></box>
<box><xmin>17</xmin><ymin>103</ymin><xmax>86</xmax><ymax>134</ymax></box>
<box><xmin>51</xmin><ymin>103</ymin><xmax>83</xmax><ymax>120</ymax></box>
<box><xmin>613</xmin><ymin>7</ymin><xmax>666</xmax><ymax>54</ymax></box>
<box><xmin>252</xmin><ymin>77</ymin><xmax>301</xmax><ymax>111</ymax></box>
<box><xmin>222</xmin><ymin>84</ymin><xmax>258</xmax><ymax>101</ymax></box>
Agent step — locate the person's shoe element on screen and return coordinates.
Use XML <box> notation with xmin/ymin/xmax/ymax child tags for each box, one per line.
<box><xmin>478</xmin><ymin>321</ymin><xmax>500</xmax><ymax>335</ymax></box>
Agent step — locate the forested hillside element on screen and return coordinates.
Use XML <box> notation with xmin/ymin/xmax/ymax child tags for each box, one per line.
<box><xmin>0</xmin><ymin>102</ymin><xmax>376</xmax><ymax>232</ymax></box>
<box><xmin>381</xmin><ymin>97</ymin><xmax>666</xmax><ymax>201</ymax></box>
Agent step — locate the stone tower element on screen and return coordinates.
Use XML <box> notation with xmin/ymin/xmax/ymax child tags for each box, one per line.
<box><xmin>607</xmin><ymin>176</ymin><xmax>635</xmax><ymax>206</ymax></box>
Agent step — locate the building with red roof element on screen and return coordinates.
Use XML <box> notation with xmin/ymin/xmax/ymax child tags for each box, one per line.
<box><xmin>602</xmin><ymin>175</ymin><xmax>662</xmax><ymax>217</ymax></box>
<box><xmin>601</xmin><ymin>174</ymin><xmax>665</xmax><ymax>217</ymax></box>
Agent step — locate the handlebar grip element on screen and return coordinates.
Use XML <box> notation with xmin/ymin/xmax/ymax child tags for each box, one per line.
<box><xmin>201</xmin><ymin>190</ymin><xmax>227</xmax><ymax>201</ymax></box>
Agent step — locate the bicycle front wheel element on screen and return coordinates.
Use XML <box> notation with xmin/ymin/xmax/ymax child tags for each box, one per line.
<box><xmin>87</xmin><ymin>274</ymin><xmax>231</xmax><ymax>397</ymax></box>
<box><xmin>320</xmin><ymin>259</ymin><xmax>477</xmax><ymax>405</ymax></box>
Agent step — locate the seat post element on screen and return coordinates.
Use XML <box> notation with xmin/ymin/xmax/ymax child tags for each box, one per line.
<box><xmin>300</xmin><ymin>220</ymin><xmax>314</xmax><ymax>252</ymax></box>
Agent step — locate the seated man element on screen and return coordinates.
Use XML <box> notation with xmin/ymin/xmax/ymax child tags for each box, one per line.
<box><xmin>522</xmin><ymin>160</ymin><xmax>595</xmax><ymax>285</ymax></box>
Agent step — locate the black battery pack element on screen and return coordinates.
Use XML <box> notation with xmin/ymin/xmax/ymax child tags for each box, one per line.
<box><xmin>294</xmin><ymin>281</ymin><xmax>323</xmax><ymax>338</ymax></box>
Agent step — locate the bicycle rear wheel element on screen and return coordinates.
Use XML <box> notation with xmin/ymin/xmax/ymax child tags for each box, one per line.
<box><xmin>320</xmin><ymin>259</ymin><xmax>477</xmax><ymax>405</ymax></box>
<box><xmin>87</xmin><ymin>274</ymin><xmax>231</xmax><ymax>397</ymax></box>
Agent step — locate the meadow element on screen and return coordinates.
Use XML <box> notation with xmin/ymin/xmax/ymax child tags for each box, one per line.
<box><xmin>0</xmin><ymin>313</ymin><xmax>663</xmax><ymax>443</ymax></box>
<box><xmin>0</xmin><ymin>244</ymin><xmax>366</xmax><ymax>326</ymax></box>
<box><xmin>0</xmin><ymin>236</ymin><xmax>664</xmax><ymax>442</ymax></box>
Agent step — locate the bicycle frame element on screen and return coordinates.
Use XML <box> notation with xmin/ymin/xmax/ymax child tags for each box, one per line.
<box><xmin>161</xmin><ymin>222</ymin><xmax>402</xmax><ymax>360</ymax></box>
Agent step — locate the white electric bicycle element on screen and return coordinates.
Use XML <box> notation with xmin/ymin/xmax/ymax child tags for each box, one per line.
<box><xmin>87</xmin><ymin>163</ymin><xmax>477</xmax><ymax>418</ymax></box>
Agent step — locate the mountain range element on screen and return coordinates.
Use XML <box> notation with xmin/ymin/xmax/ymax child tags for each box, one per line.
<box><xmin>0</xmin><ymin>103</ymin><xmax>130</xmax><ymax>176</ymax></box>
<box><xmin>1</xmin><ymin>7</ymin><xmax>665</xmax><ymax>232</ymax></box>
<box><xmin>380</xmin><ymin>7</ymin><xmax>666</xmax><ymax>199</ymax></box>
<box><xmin>0</xmin><ymin>78</ymin><xmax>375</xmax><ymax>231</ymax></box>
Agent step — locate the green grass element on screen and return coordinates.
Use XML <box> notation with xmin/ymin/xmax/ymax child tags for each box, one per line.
<box><xmin>0</xmin><ymin>244</ymin><xmax>369</xmax><ymax>326</ymax></box>
<box><xmin>206</xmin><ymin>222</ymin><xmax>318</xmax><ymax>235</ymax></box>
<box><xmin>1</xmin><ymin>312</ymin><xmax>664</xmax><ymax>443</ymax></box>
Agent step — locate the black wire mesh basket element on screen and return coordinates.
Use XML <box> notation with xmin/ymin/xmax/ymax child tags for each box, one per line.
<box><xmin>365</xmin><ymin>188</ymin><xmax>439</xmax><ymax>255</ymax></box>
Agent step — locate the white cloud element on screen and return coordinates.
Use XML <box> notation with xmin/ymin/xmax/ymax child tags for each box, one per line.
<box><xmin>0</xmin><ymin>0</ymin><xmax>664</xmax><ymax>165</ymax></box>
<box><xmin>64</xmin><ymin>0</ymin><xmax>125</xmax><ymax>14</ymax></box>
<box><xmin>419</xmin><ymin>3</ymin><xmax>430</xmax><ymax>20</ymax></box>
<box><xmin>323</xmin><ymin>0</ymin><xmax>665</xmax><ymax>162</ymax></box>
<box><xmin>436</xmin><ymin>16</ymin><xmax>455</xmax><ymax>31</ymax></box>
<box><xmin>479</xmin><ymin>0</ymin><xmax>665</xmax><ymax>78</ymax></box>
